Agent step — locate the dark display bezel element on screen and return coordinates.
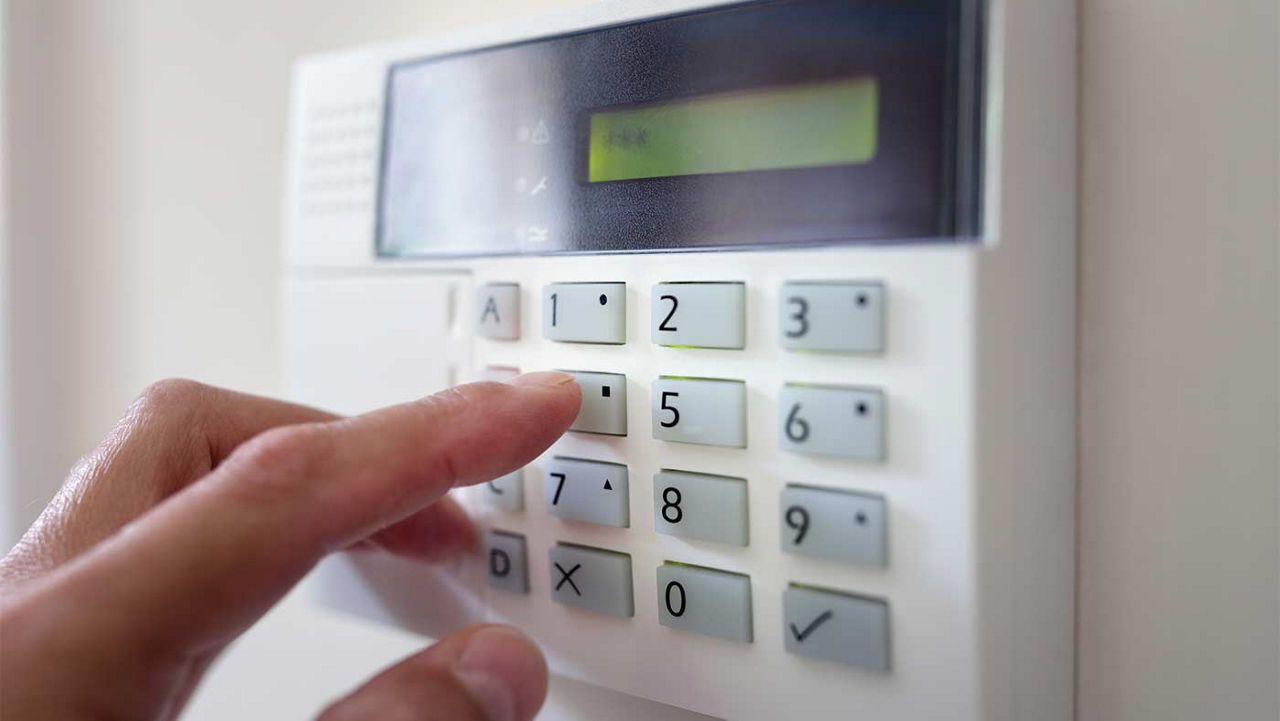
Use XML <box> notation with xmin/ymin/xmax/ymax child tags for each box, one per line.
<box><xmin>375</xmin><ymin>0</ymin><xmax>986</xmax><ymax>258</ymax></box>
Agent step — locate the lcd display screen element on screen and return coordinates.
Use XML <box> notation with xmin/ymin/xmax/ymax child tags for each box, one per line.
<box><xmin>588</xmin><ymin>78</ymin><xmax>879</xmax><ymax>182</ymax></box>
<box><xmin>378</xmin><ymin>0</ymin><xmax>982</xmax><ymax>257</ymax></box>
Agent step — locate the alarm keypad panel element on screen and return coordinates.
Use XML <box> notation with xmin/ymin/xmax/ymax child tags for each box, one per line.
<box><xmin>475</xmin><ymin>270</ymin><xmax>901</xmax><ymax>672</ymax></box>
<box><xmin>290</xmin><ymin>0</ymin><xmax>1078</xmax><ymax>718</ymax></box>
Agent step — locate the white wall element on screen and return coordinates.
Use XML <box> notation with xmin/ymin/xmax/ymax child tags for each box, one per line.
<box><xmin>1077</xmin><ymin>2</ymin><xmax>1279</xmax><ymax>719</ymax></box>
<box><xmin>2</xmin><ymin>1</ymin><xmax>1277</xmax><ymax>719</ymax></box>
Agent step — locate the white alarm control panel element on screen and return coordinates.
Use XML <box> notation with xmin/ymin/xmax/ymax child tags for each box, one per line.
<box><xmin>283</xmin><ymin>1</ymin><xmax>1077</xmax><ymax>719</ymax></box>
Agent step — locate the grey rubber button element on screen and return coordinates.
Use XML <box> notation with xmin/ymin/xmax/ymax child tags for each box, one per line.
<box><xmin>651</xmin><ymin>282</ymin><xmax>745</xmax><ymax>349</ymax></box>
<box><xmin>780</xmin><ymin>484</ymin><xmax>887</xmax><ymax>567</ymax></box>
<box><xmin>562</xmin><ymin>371</ymin><xmax>627</xmax><ymax>436</ymax></box>
<box><xmin>477</xmin><ymin>283</ymin><xmax>520</xmax><ymax>340</ymax></box>
<box><xmin>778</xmin><ymin>384</ymin><xmax>885</xmax><ymax>460</ymax></box>
<box><xmin>657</xmin><ymin>563</ymin><xmax>753</xmax><ymax>643</ymax></box>
<box><xmin>543</xmin><ymin>283</ymin><xmax>626</xmax><ymax>344</ymax></box>
<box><xmin>653</xmin><ymin>471</ymin><xmax>748</xmax><ymax>546</ymax></box>
<box><xmin>652</xmin><ymin>377</ymin><xmax>747</xmax><ymax>448</ymax></box>
<box><xmin>546</xmin><ymin>457</ymin><xmax>629</xmax><ymax>527</ymax></box>
<box><xmin>783</xmin><ymin>585</ymin><xmax>890</xmax><ymax>671</ymax></box>
<box><xmin>482</xmin><ymin>469</ymin><xmax>524</xmax><ymax>512</ymax></box>
<box><xmin>779</xmin><ymin>281</ymin><xmax>884</xmax><ymax>353</ymax></box>
<box><xmin>548</xmin><ymin>544</ymin><xmax>634</xmax><ymax>618</ymax></box>
<box><xmin>483</xmin><ymin>530</ymin><xmax>528</xmax><ymax>594</ymax></box>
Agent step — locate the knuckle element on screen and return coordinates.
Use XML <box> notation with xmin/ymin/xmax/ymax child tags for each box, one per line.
<box><xmin>79</xmin><ymin>378</ymin><xmax>218</xmax><ymax>485</ymax></box>
<box><xmin>135</xmin><ymin>377</ymin><xmax>211</xmax><ymax>413</ymax></box>
<box><xmin>233</xmin><ymin>424</ymin><xmax>324</xmax><ymax>475</ymax></box>
<box><xmin>126</xmin><ymin>378</ymin><xmax>215</xmax><ymax>435</ymax></box>
<box><xmin>223</xmin><ymin>424</ymin><xmax>330</xmax><ymax>500</ymax></box>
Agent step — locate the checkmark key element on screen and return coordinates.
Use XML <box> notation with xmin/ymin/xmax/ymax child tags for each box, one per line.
<box><xmin>789</xmin><ymin>609</ymin><xmax>834</xmax><ymax>642</ymax></box>
<box><xmin>784</xmin><ymin>587</ymin><xmax>889</xmax><ymax>670</ymax></box>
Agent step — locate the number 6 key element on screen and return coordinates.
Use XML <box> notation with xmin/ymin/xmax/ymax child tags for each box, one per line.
<box><xmin>778</xmin><ymin>383</ymin><xmax>885</xmax><ymax>461</ymax></box>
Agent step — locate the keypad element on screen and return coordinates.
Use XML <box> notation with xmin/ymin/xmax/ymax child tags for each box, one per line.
<box><xmin>656</xmin><ymin>563</ymin><xmax>753</xmax><ymax>643</ymax></box>
<box><xmin>480</xmin><ymin>279</ymin><xmax>896</xmax><ymax>671</ymax></box>
<box><xmin>477</xmin><ymin>283</ymin><xmax>520</xmax><ymax>340</ymax></box>
<box><xmin>651</xmin><ymin>282</ymin><xmax>746</xmax><ymax>349</ymax></box>
<box><xmin>482</xmin><ymin>469</ymin><xmax>524</xmax><ymax>512</ymax></box>
<box><xmin>779</xmin><ymin>281</ymin><xmax>884</xmax><ymax>352</ymax></box>
<box><xmin>484</xmin><ymin>530</ymin><xmax>529</xmax><ymax>594</ymax></box>
<box><xmin>546</xmin><ymin>457</ymin><xmax>629</xmax><ymax>527</ymax></box>
<box><xmin>783</xmin><ymin>585</ymin><xmax>889</xmax><ymax>671</ymax></box>
<box><xmin>549</xmin><ymin>543</ymin><xmax>634</xmax><ymax>618</ymax></box>
<box><xmin>651</xmin><ymin>377</ymin><xmax>747</xmax><ymax>447</ymax></box>
<box><xmin>543</xmin><ymin>282</ymin><xmax>626</xmax><ymax>344</ymax></box>
<box><xmin>653</xmin><ymin>470</ymin><xmax>749</xmax><ymax>546</ymax></box>
<box><xmin>780</xmin><ymin>485</ymin><xmax>887</xmax><ymax>566</ymax></box>
<box><xmin>778</xmin><ymin>383</ymin><xmax>885</xmax><ymax>460</ymax></box>
<box><xmin>562</xmin><ymin>370</ymin><xmax>627</xmax><ymax>436</ymax></box>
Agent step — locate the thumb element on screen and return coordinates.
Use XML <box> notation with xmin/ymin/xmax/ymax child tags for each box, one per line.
<box><xmin>318</xmin><ymin>625</ymin><xmax>548</xmax><ymax>721</ymax></box>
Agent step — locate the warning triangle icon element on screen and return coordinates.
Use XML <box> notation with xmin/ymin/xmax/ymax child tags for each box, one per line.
<box><xmin>603</xmin><ymin>479</ymin><xmax>613</xmax><ymax>490</ymax></box>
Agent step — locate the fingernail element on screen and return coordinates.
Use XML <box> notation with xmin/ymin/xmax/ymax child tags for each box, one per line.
<box><xmin>455</xmin><ymin>626</ymin><xmax>547</xmax><ymax>721</ymax></box>
<box><xmin>506</xmin><ymin>370</ymin><xmax>575</xmax><ymax>388</ymax></box>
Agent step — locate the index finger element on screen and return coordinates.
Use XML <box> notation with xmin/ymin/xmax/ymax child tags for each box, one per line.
<box><xmin>12</xmin><ymin>372</ymin><xmax>580</xmax><ymax>663</ymax></box>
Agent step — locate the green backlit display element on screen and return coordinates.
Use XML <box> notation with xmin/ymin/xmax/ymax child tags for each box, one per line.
<box><xmin>588</xmin><ymin>78</ymin><xmax>878</xmax><ymax>182</ymax></box>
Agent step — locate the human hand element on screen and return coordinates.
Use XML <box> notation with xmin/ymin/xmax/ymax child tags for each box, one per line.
<box><xmin>0</xmin><ymin>372</ymin><xmax>581</xmax><ymax>720</ymax></box>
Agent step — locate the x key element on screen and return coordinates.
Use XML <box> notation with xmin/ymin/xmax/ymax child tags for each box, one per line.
<box><xmin>547</xmin><ymin>544</ymin><xmax>634</xmax><ymax>617</ymax></box>
<box><xmin>554</xmin><ymin>562</ymin><xmax>582</xmax><ymax>595</ymax></box>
